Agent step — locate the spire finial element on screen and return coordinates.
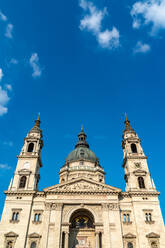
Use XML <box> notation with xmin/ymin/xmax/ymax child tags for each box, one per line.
<box><xmin>81</xmin><ymin>125</ymin><xmax>84</xmax><ymax>132</ymax></box>
<box><xmin>124</xmin><ymin>113</ymin><xmax>134</xmax><ymax>132</ymax></box>
<box><xmin>125</xmin><ymin>112</ymin><xmax>128</xmax><ymax>121</ymax></box>
<box><xmin>34</xmin><ymin>113</ymin><xmax>41</xmax><ymax>128</ymax></box>
<box><xmin>37</xmin><ymin>112</ymin><xmax>40</xmax><ymax>121</ymax></box>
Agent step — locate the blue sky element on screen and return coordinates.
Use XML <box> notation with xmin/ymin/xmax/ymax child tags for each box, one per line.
<box><xmin>0</xmin><ymin>0</ymin><xmax>165</xmax><ymax>220</ymax></box>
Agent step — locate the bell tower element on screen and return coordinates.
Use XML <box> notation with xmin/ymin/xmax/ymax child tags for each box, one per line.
<box><xmin>122</xmin><ymin>115</ymin><xmax>156</xmax><ymax>192</ymax></box>
<box><xmin>9</xmin><ymin>115</ymin><xmax>43</xmax><ymax>191</ymax></box>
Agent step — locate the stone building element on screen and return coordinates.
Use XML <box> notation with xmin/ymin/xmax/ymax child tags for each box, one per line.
<box><xmin>0</xmin><ymin>116</ymin><xmax>165</xmax><ymax>248</ymax></box>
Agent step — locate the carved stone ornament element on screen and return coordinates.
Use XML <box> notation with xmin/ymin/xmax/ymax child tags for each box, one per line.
<box><xmin>102</xmin><ymin>203</ymin><xmax>118</xmax><ymax>210</ymax></box>
<box><xmin>45</xmin><ymin>202</ymin><xmax>63</xmax><ymax>211</ymax></box>
<box><xmin>44</xmin><ymin>178</ymin><xmax>121</xmax><ymax>194</ymax></box>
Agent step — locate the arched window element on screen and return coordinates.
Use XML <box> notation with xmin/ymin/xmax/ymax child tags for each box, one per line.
<box><xmin>34</xmin><ymin>214</ymin><xmax>38</xmax><ymax>222</ymax></box>
<box><xmin>30</xmin><ymin>242</ymin><xmax>37</xmax><ymax>248</ymax></box>
<box><xmin>34</xmin><ymin>213</ymin><xmax>41</xmax><ymax>222</ymax></box>
<box><xmin>131</xmin><ymin>143</ymin><xmax>137</xmax><ymax>153</ymax></box>
<box><xmin>12</xmin><ymin>212</ymin><xmax>19</xmax><ymax>221</ymax></box>
<box><xmin>145</xmin><ymin>213</ymin><xmax>149</xmax><ymax>222</ymax></box>
<box><xmin>138</xmin><ymin>177</ymin><xmax>145</xmax><ymax>189</ymax></box>
<box><xmin>6</xmin><ymin>241</ymin><xmax>13</xmax><ymax>248</ymax></box>
<box><xmin>149</xmin><ymin>213</ymin><xmax>152</xmax><ymax>221</ymax></box>
<box><xmin>15</xmin><ymin>212</ymin><xmax>19</xmax><ymax>221</ymax></box>
<box><xmin>28</xmin><ymin>143</ymin><xmax>34</xmax><ymax>152</ymax></box>
<box><xmin>127</xmin><ymin>214</ymin><xmax>130</xmax><ymax>222</ymax></box>
<box><xmin>12</xmin><ymin>212</ymin><xmax>16</xmax><ymax>221</ymax></box>
<box><xmin>123</xmin><ymin>214</ymin><xmax>126</xmax><ymax>223</ymax></box>
<box><xmin>145</xmin><ymin>213</ymin><xmax>152</xmax><ymax>222</ymax></box>
<box><xmin>128</xmin><ymin>242</ymin><xmax>133</xmax><ymax>248</ymax></box>
<box><xmin>19</xmin><ymin>176</ymin><xmax>27</xmax><ymax>188</ymax></box>
<box><xmin>151</xmin><ymin>241</ymin><xmax>158</xmax><ymax>248</ymax></box>
<box><xmin>38</xmin><ymin>214</ymin><xmax>41</xmax><ymax>222</ymax></box>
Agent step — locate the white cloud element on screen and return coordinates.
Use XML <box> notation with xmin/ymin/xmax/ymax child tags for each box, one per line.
<box><xmin>97</xmin><ymin>28</ymin><xmax>120</xmax><ymax>49</ymax></box>
<box><xmin>131</xmin><ymin>0</ymin><xmax>165</xmax><ymax>34</ymax></box>
<box><xmin>5</xmin><ymin>23</ymin><xmax>13</xmax><ymax>39</ymax></box>
<box><xmin>0</xmin><ymin>68</ymin><xmax>3</xmax><ymax>81</ymax></box>
<box><xmin>29</xmin><ymin>53</ymin><xmax>42</xmax><ymax>78</ymax></box>
<box><xmin>79</xmin><ymin>0</ymin><xmax>120</xmax><ymax>49</ymax></box>
<box><xmin>133</xmin><ymin>41</ymin><xmax>151</xmax><ymax>54</ymax></box>
<box><xmin>10</xmin><ymin>58</ymin><xmax>18</xmax><ymax>65</ymax></box>
<box><xmin>80</xmin><ymin>2</ymin><xmax>107</xmax><ymax>33</ymax></box>
<box><xmin>5</xmin><ymin>84</ymin><xmax>12</xmax><ymax>91</ymax></box>
<box><xmin>0</xmin><ymin>11</ymin><xmax>7</xmax><ymax>22</ymax></box>
<box><xmin>0</xmin><ymin>86</ymin><xmax>10</xmax><ymax>116</ymax></box>
<box><xmin>0</xmin><ymin>164</ymin><xmax>12</xmax><ymax>170</ymax></box>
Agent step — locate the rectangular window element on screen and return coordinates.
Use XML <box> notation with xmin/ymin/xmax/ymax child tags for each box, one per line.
<box><xmin>10</xmin><ymin>208</ymin><xmax>22</xmax><ymax>223</ymax></box>
<box><xmin>122</xmin><ymin>211</ymin><xmax>132</xmax><ymax>224</ymax></box>
<box><xmin>32</xmin><ymin>210</ymin><xmax>43</xmax><ymax>224</ymax></box>
<box><xmin>143</xmin><ymin>209</ymin><xmax>154</xmax><ymax>224</ymax></box>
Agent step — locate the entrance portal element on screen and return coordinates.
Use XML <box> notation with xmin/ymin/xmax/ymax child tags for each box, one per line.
<box><xmin>69</xmin><ymin>209</ymin><xmax>95</xmax><ymax>248</ymax></box>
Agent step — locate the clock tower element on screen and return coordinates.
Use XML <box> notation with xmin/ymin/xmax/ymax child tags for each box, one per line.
<box><xmin>9</xmin><ymin>115</ymin><xmax>43</xmax><ymax>192</ymax></box>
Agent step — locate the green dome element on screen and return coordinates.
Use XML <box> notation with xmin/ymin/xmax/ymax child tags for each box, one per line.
<box><xmin>66</xmin><ymin>146</ymin><xmax>97</xmax><ymax>163</ymax></box>
<box><xmin>66</xmin><ymin>127</ymin><xmax>98</xmax><ymax>163</ymax></box>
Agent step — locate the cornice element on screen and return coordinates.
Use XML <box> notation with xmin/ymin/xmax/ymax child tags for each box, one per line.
<box><xmin>4</xmin><ymin>190</ymin><xmax>45</xmax><ymax>197</ymax></box>
<box><xmin>45</xmin><ymin>190</ymin><xmax>119</xmax><ymax>195</ymax></box>
<box><xmin>4</xmin><ymin>189</ymin><xmax>159</xmax><ymax>198</ymax></box>
<box><xmin>120</xmin><ymin>191</ymin><xmax>160</xmax><ymax>197</ymax></box>
<box><xmin>126</xmin><ymin>156</ymin><xmax>148</xmax><ymax>160</ymax></box>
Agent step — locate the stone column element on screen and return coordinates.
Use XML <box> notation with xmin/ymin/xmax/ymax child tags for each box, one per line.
<box><xmin>95</xmin><ymin>232</ymin><xmax>99</xmax><ymax>248</ymax></box>
<box><xmin>65</xmin><ymin>232</ymin><xmax>69</xmax><ymax>248</ymax></box>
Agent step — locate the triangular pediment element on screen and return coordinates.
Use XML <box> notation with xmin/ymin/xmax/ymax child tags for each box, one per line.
<box><xmin>133</xmin><ymin>169</ymin><xmax>147</xmax><ymax>176</ymax></box>
<box><xmin>146</xmin><ymin>232</ymin><xmax>160</xmax><ymax>238</ymax></box>
<box><xmin>123</xmin><ymin>233</ymin><xmax>136</xmax><ymax>239</ymax></box>
<box><xmin>44</xmin><ymin>177</ymin><xmax>121</xmax><ymax>193</ymax></box>
<box><xmin>5</xmin><ymin>231</ymin><xmax>18</xmax><ymax>237</ymax></box>
<box><xmin>28</xmin><ymin>232</ymin><xmax>41</xmax><ymax>238</ymax></box>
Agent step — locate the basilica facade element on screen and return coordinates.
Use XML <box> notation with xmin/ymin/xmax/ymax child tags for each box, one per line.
<box><xmin>0</xmin><ymin>116</ymin><xmax>165</xmax><ymax>248</ymax></box>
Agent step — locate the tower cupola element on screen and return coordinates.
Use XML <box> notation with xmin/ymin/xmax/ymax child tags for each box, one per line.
<box><xmin>9</xmin><ymin>115</ymin><xmax>43</xmax><ymax>191</ymax></box>
<box><xmin>122</xmin><ymin>115</ymin><xmax>155</xmax><ymax>192</ymax></box>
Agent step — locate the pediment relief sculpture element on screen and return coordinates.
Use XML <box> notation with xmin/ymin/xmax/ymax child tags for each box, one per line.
<box><xmin>44</xmin><ymin>178</ymin><xmax>121</xmax><ymax>193</ymax></box>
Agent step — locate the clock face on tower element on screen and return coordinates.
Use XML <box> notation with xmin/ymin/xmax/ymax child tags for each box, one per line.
<box><xmin>23</xmin><ymin>162</ymin><xmax>30</xmax><ymax>169</ymax></box>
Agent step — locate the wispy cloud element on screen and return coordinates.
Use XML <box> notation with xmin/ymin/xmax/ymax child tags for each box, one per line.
<box><xmin>29</xmin><ymin>53</ymin><xmax>42</xmax><ymax>78</ymax></box>
<box><xmin>0</xmin><ymin>86</ymin><xmax>10</xmax><ymax>116</ymax></box>
<box><xmin>0</xmin><ymin>68</ymin><xmax>3</xmax><ymax>81</ymax></box>
<box><xmin>79</xmin><ymin>0</ymin><xmax>120</xmax><ymax>49</ymax></box>
<box><xmin>0</xmin><ymin>164</ymin><xmax>12</xmax><ymax>170</ymax></box>
<box><xmin>0</xmin><ymin>10</ymin><xmax>7</xmax><ymax>22</ymax></box>
<box><xmin>5</xmin><ymin>23</ymin><xmax>13</xmax><ymax>39</ymax></box>
<box><xmin>3</xmin><ymin>141</ymin><xmax>13</xmax><ymax>147</ymax></box>
<box><xmin>5</xmin><ymin>84</ymin><xmax>12</xmax><ymax>91</ymax></box>
<box><xmin>133</xmin><ymin>41</ymin><xmax>151</xmax><ymax>54</ymax></box>
<box><xmin>10</xmin><ymin>58</ymin><xmax>18</xmax><ymax>65</ymax></box>
<box><xmin>131</xmin><ymin>0</ymin><xmax>165</xmax><ymax>34</ymax></box>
